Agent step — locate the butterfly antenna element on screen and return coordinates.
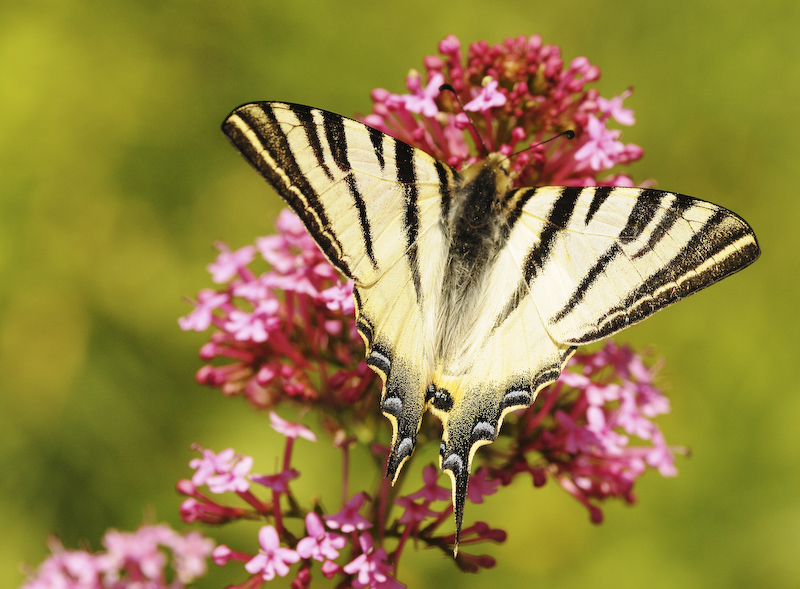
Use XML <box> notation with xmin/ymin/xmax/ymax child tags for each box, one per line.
<box><xmin>439</xmin><ymin>83</ymin><xmax>490</xmax><ymax>157</ymax></box>
<box><xmin>502</xmin><ymin>129</ymin><xmax>575</xmax><ymax>164</ymax></box>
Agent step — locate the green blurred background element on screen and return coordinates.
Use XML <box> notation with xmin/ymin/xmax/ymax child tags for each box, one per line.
<box><xmin>2</xmin><ymin>1</ymin><xmax>798</xmax><ymax>587</ymax></box>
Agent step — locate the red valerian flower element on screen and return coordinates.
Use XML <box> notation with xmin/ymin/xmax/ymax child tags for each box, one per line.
<box><xmin>245</xmin><ymin>526</ymin><xmax>301</xmax><ymax>581</ymax></box>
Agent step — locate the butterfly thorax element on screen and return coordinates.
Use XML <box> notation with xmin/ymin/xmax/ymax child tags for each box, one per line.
<box><xmin>434</xmin><ymin>154</ymin><xmax>515</xmax><ymax>372</ymax></box>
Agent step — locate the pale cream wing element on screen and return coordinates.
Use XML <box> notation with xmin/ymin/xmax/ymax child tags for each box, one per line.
<box><xmin>433</xmin><ymin>259</ymin><xmax>575</xmax><ymax>537</ymax></box>
<box><xmin>433</xmin><ymin>184</ymin><xmax>759</xmax><ymax>537</ymax></box>
<box><xmin>222</xmin><ymin>102</ymin><xmax>456</xmax><ymax>288</ymax></box>
<box><xmin>496</xmin><ymin>186</ymin><xmax>760</xmax><ymax>346</ymax></box>
<box><xmin>223</xmin><ymin>102</ymin><xmax>456</xmax><ymax>479</ymax></box>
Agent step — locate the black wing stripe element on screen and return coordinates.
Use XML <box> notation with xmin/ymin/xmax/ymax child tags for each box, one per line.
<box><xmin>585</xmin><ymin>186</ymin><xmax>613</xmax><ymax>225</ymax></box>
<box><xmin>618</xmin><ymin>189</ymin><xmax>665</xmax><ymax>244</ymax></box>
<box><xmin>552</xmin><ymin>190</ymin><xmax>685</xmax><ymax>323</ymax></box>
<box><xmin>223</xmin><ymin>104</ymin><xmax>353</xmax><ymax>279</ymax></box>
<box><xmin>435</xmin><ymin>160</ymin><xmax>453</xmax><ymax>222</ymax></box>
<box><xmin>550</xmin><ymin>242</ymin><xmax>624</xmax><ymax>323</ymax></box>
<box><xmin>631</xmin><ymin>193</ymin><xmax>695</xmax><ymax>259</ymax></box>
<box><xmin>323</xmin><ymin>109</ymin><xmax>350</xmax><ymax>173</ymax></box>
<box><xmin>368</xmin><ymin>126</ymin><xmax>386</xmax><ymax>171</ymax></box>
<box><xmin>321</xmin><ymin>110</ymin><xmax>379</xmax><ymax>271</ymax></box>
<box><xmin>346</xmin><ymin>174</ymin><xmax>380</xmax><ymax>270</ymax></box>
<box><xmin>289</xmin><ymin>104</ymin><xmax>335</xmax><ymax>181</ymax></box>
<box><xmin>503</xmin><ymin>188</ymin><xmax>537</xmax><ymax>238</ymax></box>
<box><xmin>395</xmin><ymin>139</ymin><xmax>423</xmax><ymax>303</ymax></box>
<box><xmin>573</xmin><ymin>209</ymin><xmax>760</xmax><ymax>342</ymax></box>
<box><xmin>492</xmin><ymin>187</ymin><xmax>583</xmax><ymax>330</ymax></box>
<box><xmin>523</xmin><ymin>187</ymin><xmax>583</xmax><ymax>282</ymax></box>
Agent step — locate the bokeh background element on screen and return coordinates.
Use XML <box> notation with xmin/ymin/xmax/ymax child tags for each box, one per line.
<box><xmin>2</xmin><ymin>1</ymin><xmax>798</xmax><ymax>587</ymax></box>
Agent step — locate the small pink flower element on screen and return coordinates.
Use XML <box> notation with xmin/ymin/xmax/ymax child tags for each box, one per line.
<box><xmin>212</xmin><ymin>544</ymin><xmax>234</xmax><ymax>566</ymax></box>
<box><xmin>179</xmin><ymin>289</ymin><xmax>229</xmax><ymax>332</ymax></box>
<box><xmin>569</xmin><ymin>56</ymin><xmax>600</xmax><ymax>82</ymax></box>
<box><xmin>395</xmin><ymin>496</ymin><xmax>438</xmax><ymax>525</ymax></box>
<box><xmin>245</xmin><ymin>526</ymin><xmax>301</xmax><ymax>581</ymax></box>
<box><xmin>296</xmin><ymin>512</ymin><xmax>347</xmax><ymax>561</ymax></box>
<box><xmin>585</xmin><ymin>405</ymin><xmax>630</xmax><ymax>453</ymax></box>
<box><xmin>407</xmin><ymin>465</ymin><xmax>450</xmax><ymax>502</ymax></box>
<box><xmin>207</xmin><ymin>243</ymin><xmax>256</xmax><ymax>283</ymax></box>
<box><xmin>438</xmin><ymin>34</ymin><xmax>461</xmax><ymax>57</ymax></box>
<box><xmin>553</xmin><ymin>410</ymin><xmax>602</xmax><ymax>454</ymax></box>
<box><xmin>574</xmin><ymin>114</ymin><xmax>626</xmax><ymax>171</ymax></box>
<box><xmin>223</xmin><ymin>298</ymin><xmax>281</xmax><ymax>342</ymax></box>
<box><xmin>464</xmin><ymin>79</ymin><xmax>507</xmax><ymax>112</ymax></box>
<box><xmin>598</xmin><ymin>89</ymin><xmax>635</xmax><ymax>125</ymax></box>
<box><xmin>101</xmin><ymin>525</ymin><xmax>172</xmax><ymax>581</ymax></box>
<box><xmin>401</xmin><ymin>72</ymin><xmax>444</xmax><ymax>117</ymax></box>
<box><xmin>231</xmin><ymin>275</ymin><xmax>272</xmax><ymax>302</ymax></box>
<box><xmin>324</xmin><ymin>493</ymin><xmax>372</xmax><ymax>532</ymax></box>
<box><xmin>319</xmin><ymin>282</ymin><xmax>355</xmax><ymax>314</ymax></box>
<box><xmin>189</xmin><ymin>447</ymin><xmax>253</xmax><ymax>493</ymax></box>
<box><xmin>645</xmin><ymin>429</ymin><xmax>678</xmax><ymax>477</ymax></box>
<box><xmin>250</xmin><ymin>468</ymin><xmax>299</xmax><ymax>492</ymax></box>
<box><xmin>321</xmin><ymin>558</ymin><xmax>341</xmax><ymax>578</ymax></box>
<box><xmin>180</xmin><ymin>498</ymin><xmax>203</xmax><ymax>522</ymax></box>
<box><xmin>168</xmin><ymin>530</ymin><xmax>215</xmax><ymax>583</ymax></box>
<box><xmin>466</xmin><ymin>467</ymin><xmax>500</xmax><ymax>504</ymax></box>
<box><xmin>269</xmin><ymin>411</ymin><xmax>317</xmax><ymax>441</ymax></box>
<box><xmin>343</xmin><ymin>534</ymin><xmax>402</xmax><ymax>589</ymax></box>
<box><xmin>22</xmin><ymin>544</ymin><xmax>104</xmax><ymax>589</ymax></box>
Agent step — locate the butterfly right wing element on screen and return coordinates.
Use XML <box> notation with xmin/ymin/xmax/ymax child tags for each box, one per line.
<box><xmin>430</xmin><ymin>184</ymin><xmax>758</xmax><ymax>543</ymax></box>
<box><xmin>512</xmin><ymin>186</ymin><xmax>760</xmax><ymax>345</ymax></box>
<box><xmin>223</xmin><ymin>102</ymin><xmax>456</xmax><ymax>478</ymax></box>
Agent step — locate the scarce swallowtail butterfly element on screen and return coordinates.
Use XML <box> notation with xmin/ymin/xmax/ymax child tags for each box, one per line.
<box><xmin>222</xmin><ymin>101</ymin><xmax>760</xmax><ymax>546</ymax></box>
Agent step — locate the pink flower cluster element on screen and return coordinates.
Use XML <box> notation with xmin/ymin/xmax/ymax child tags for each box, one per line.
<box><xmin>179</xmin><ymin>210</ymin><xmax>373</xmax><ymax>415</ymax></box>
<box><xmin>177</xmin><ymin>347</ymin><xmax>677</xmax><ymax>587</ymax></box>
<box><xmin>21</xmin><ymin>525</ymin><xmax>214</xmax><ymax>589</ymax></box>
<box><xmin>180</xmin><ymin>414</ymin><xmax>506</xmax><ymax>587</ymax></box>
<box><xmin>173</xmin><ymin>33</ymin><xmax>678</xmax><ymax>583</ymax></box>
<box><xmin>485</xmin><ymin>343</ymin><xmax>677</xmax><ymax>524</ymax></box>
<box><xmin>362</xmin><ymin>34</ymin><xmax>642</xmax><ymax>187</ymax></box>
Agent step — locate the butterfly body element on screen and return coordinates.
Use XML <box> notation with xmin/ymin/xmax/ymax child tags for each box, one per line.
<box><xmin>223</xmin><ymin>101</ymin><xmax>759</xmax><ymax>546</ymax></box>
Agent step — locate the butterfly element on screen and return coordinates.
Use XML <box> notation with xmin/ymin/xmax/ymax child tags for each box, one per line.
<box><xmin>222</xmin><ymin>101</ymin><xmax>759</xmax><ymax>548</ymax></box>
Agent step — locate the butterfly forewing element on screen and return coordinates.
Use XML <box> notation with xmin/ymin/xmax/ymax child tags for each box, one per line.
<box><xmin>509</xmin><ymin>186</ymin><xmax>760</xmax><ymax>344</ymax></box>
<box><xmin>223</xmin><ymin>102</ymin><xmax>455</xmax><ymax>287</ymax></box>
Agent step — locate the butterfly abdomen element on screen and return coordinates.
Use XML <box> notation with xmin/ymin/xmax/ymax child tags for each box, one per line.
<box><xmin>435</xmin><ymin>157</ymin><xmax>512</xmax><ymax>360</ymax></box>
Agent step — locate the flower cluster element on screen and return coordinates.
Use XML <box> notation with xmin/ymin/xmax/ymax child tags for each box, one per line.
<box><xmin>179</xmin><ymin>210</ymin><xmax>374</xmax><ymax>419</ymax></box>
<box><xmin>21</xmin><ymin>525</ymin><xmax>214</xmax><ymax>589</ymax></box>
<box><xmin>180</xmin><ymin>415</ymin><xmax>505</xmax><ymax>587</ymax></box>
<box><xmin>484</xmin><ymin>344</ymin><xmax>677</xmax><ymax>524</ymax></box>
<box><xmin>174</xmin><ymin>214</ymin><xmax>678</xmax><ymax>585</ymax></box>
<box><xmin>362</xmin><ymin>34</ymin><xmax>642</xmax><ymax>187</ymax></box>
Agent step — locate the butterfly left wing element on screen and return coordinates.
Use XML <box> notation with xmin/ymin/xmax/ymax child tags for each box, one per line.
<box><xmin>223</xmin><ymin>102</ymin><xmax>457</xmax><ymax>483</ymax></box>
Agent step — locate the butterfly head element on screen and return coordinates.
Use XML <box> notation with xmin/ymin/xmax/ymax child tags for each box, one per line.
<box><xmin>458</xmin><ymin>153</ymin><xmax>513</xmax><ymax>199</ymax></box>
